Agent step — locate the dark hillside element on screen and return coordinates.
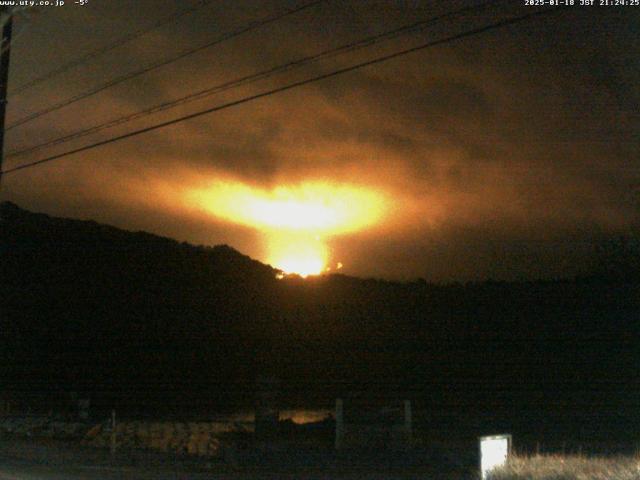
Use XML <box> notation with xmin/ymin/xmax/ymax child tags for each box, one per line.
<box><xmin>1</xmin><ymin>202</ymin><xmax>638</xmax><ymax>442</ymax></box>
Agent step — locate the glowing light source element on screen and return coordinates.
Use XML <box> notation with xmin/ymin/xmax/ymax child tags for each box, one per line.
<box><xmin>189</xmin><ymin>181</ymin><xmax>386</xmax><ymax>234</ymax></box>
<box><xmin>188</xmin><ymin>180</ymin><xmax>387</xmax><ymax>276</ymax></box>
<box><xmin>267</xmin><ymin>233</ymin><xmax>328</xmax><ymax>277</ymax></box>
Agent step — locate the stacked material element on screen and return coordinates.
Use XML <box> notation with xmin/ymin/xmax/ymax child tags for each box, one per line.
<box><xmin>0</xmin><ymin>416</ymin><xmax>88</xmax><ymax>439</ymax></box>
<box><xmin>83</xmin><ymin>420</ymin><xmax>249</xmax><ymax>457</ymax></box>
<box><xmin>0</xmin><ymin>416</ymin><xmax>250</xmax><ymax>457</ymax></box>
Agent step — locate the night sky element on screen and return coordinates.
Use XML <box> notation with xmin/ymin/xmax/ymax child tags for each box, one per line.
<box><xmin>2</xmin><ymin>0</ymin><xmax>638</xmax><ymax>281</ymax></box>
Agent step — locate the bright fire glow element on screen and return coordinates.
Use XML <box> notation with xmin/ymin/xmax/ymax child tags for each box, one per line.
<box><xmin>268</xmin><ymin>233</ymin><xmax>328</xmax><ymax>277</ymax></box>
<box><xmin>190</xmin><ymin>181</ymin><xmax>386</xmax><ymax>234</ymax></box>
<box><xmin>188</xmin><ymin>180</ymin><xmax>388</xmax><ymax>276</ymax></box>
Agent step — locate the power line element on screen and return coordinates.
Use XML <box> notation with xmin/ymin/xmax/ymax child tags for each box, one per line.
<box><xmin>1</xmin><ymin>6</ymin><xmax>566</xmax><ymax>176</ymax></box>
<box><xmin>7</xmin><ymin>0</ymin><xmax>503</xmax><ymax>160</ymax></box>
<box><xmin>10</xmin><ymin>0</ymin><xmax>215</xmax><ymax>96</ymax></box>
<box><xmin>6</xmin><ymin>0</ymin><xmax>326</xmax><ymax>131</ymax></box>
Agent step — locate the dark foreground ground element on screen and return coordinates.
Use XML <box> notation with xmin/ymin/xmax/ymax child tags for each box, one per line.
<box><xmin>0</xmin><ymin>436</ymin><xmax>479</xmax><ymax>480</ymax></box>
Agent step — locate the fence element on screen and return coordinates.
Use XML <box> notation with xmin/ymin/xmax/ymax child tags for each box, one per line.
<box><xmin>334</xmin><ymin>398</ymin><xmax>413</xmax><ymax>451</ymax></box>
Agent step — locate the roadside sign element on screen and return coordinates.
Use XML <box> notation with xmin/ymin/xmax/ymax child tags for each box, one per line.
<box><xmin>479</xmin><ymin>434</ymin><xmax>511</xmax><ymax>479</ymax></box>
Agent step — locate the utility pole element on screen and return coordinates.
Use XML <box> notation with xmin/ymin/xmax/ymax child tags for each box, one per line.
<box><xmin>0</xmin><ymin>6</ymin><xmax>13</xmax><ymax>189</ymax></box>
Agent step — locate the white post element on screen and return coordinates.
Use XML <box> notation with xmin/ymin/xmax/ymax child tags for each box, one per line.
<box><xmin>403</xmin><ymin>400</ymin><xmax>412</xmax><ymax>446</ymax></box>
<box><xmin>110</xmin><ymin>409</ymin><xmax>117</xmax><ymax>455</ymax></box>
<box><xmin>479</xmin><ymin>434</ymin><xmax>511</xmax><ymax>479</ymax></box>
<box><xmin>335</xmin><ymin>398</ymin><xmax>344</xmax><ymax>450</ymax></box>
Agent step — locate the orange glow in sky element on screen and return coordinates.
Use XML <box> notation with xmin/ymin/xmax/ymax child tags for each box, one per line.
<box><xmin>188</xmin><ymin>180</ymin><xmax>388</xmax><ymax>276</ymax></box>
